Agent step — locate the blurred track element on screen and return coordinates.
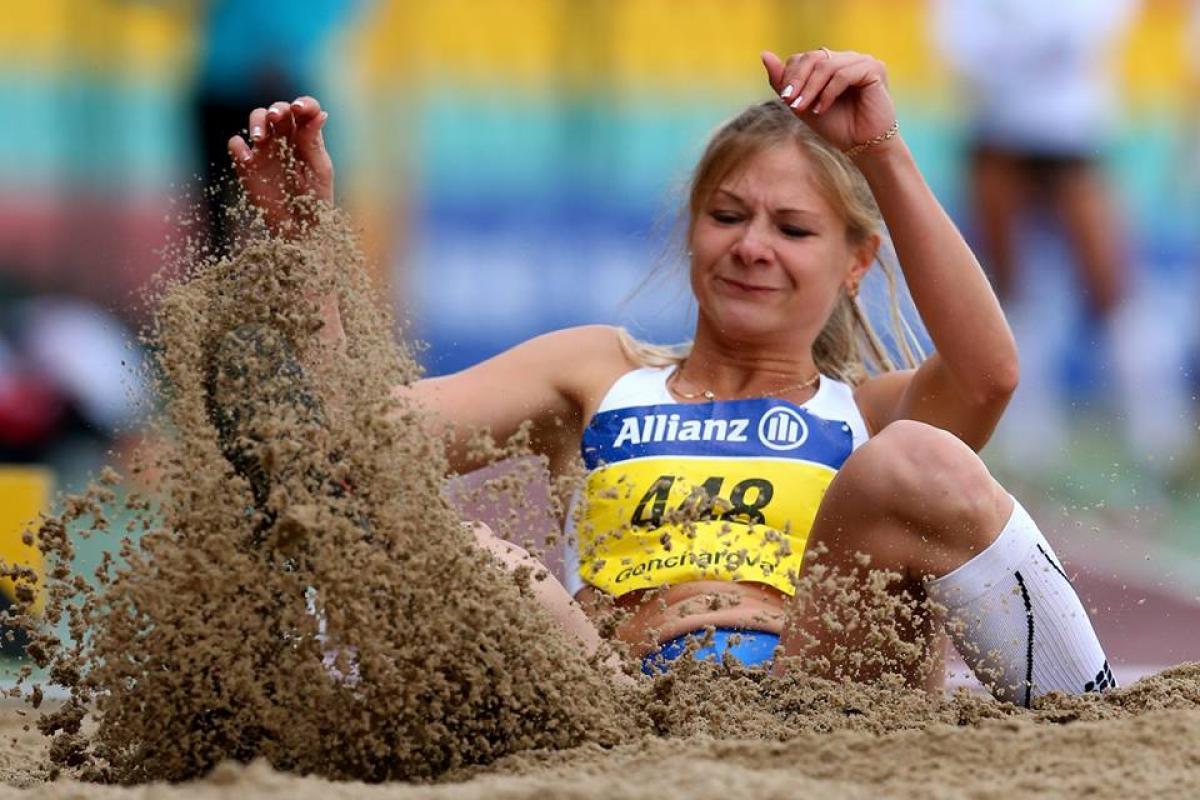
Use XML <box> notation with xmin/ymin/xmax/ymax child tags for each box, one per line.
<box><xmin>1058</xmin><ymin>526</ymin><xmax>1200</xmax><ymax>683</ymax></box>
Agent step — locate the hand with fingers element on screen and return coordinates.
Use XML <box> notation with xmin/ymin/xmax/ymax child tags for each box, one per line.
<box><xmin>227</xmin><ymin>96</ymin><xmax>335</xmax><ymax>234</ymax></box>
<box><xmin>761</xmin><ymin>49</ymin><xmax>900</xmax><ymax>159</ymax></box>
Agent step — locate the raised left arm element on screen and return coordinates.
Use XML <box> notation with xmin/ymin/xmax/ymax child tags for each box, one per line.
<box><xmin>853</xmin><ymin>140</ymin><xmax>1018</xmax><ymax>450</ymax></box>
<box><xmin>762</xmin><ymin>49</ymin><xmax>1018</xmax><ymax>450</ymax></box>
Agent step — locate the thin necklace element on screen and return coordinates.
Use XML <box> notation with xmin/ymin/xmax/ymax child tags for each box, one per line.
<box><xmin>668</xmin><ymin>366</ymin><xmax>821</xmax><ymax>401</ymax></box>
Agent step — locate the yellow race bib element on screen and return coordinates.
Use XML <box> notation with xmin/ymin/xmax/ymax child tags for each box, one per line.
<box><xmin>577</xmin><ymin>398</ymin><xmax>854</xmax><ymax>597</ymax></box>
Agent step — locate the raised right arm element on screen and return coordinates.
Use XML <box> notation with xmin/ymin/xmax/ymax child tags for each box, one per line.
<box><xmin>228</xmin><ymin>96</ymin><xmax>347</xmax><ymax>361</ymax></box>
<box><xmin>228</xmin><ymin>101</ymin><xmax>634</xmax><ymax>473</ymax></box>
<box><xmin>400</xmin><ymin>325</ymin><xmax>635</xmax><ymax>474</ymax></box>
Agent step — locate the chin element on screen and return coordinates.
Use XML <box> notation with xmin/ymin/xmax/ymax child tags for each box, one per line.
<box><xmin>703</xmin><ymin>301</ymin><xmax>813</xmax><ymax>345</ymax></box>
<box><xmin>710</xmin><ymin>313</ymin><xmax>784</xmax><ymax>343</ymax></box>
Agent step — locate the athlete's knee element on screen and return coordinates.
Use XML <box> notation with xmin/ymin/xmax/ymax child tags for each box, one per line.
<box><xmin>843</xmin><ymin>420</ymin><xmax>1007</xmax><ymax>529</ymax></box>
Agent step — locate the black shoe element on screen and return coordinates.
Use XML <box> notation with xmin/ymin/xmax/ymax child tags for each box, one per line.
<box><xmin>204</xmin><ymin>323</ymin><xmax>370</xmax><ymax>540</ymax></box>
<box><xmin>205</xmin><ymin>323</ymin><xmax>324</xmax><ymax>509</ymax></box>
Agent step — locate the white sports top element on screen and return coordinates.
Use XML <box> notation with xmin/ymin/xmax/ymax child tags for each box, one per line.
<box><xmin>563</xmin><ymin>366</ymin><xmax>869</xmax><ymax>597</ymax></box>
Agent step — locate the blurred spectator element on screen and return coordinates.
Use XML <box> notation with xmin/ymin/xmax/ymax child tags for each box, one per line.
<box><xmin>190</xmin><ymin>0</ymin><xmax>360</xmax><ymax>254</ymax></box>
<box><xmin>933</xmin><ymin>0</ymin><xmax>1192</xmax><ymax>486</ymax></box>
<box><xmin>0</xmin><ymin>285</ymin><xmax>147</xmax><ymax>487</ymax></box>
<box><xmin>935</xmin><ymin>0</ymin><xmax>1135</xmax><ymax>309</ymax></box>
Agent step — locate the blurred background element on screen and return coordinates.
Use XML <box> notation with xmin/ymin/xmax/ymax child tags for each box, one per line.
<box><xmin>2</xmin><ymin>0</ymin><xmax>1199</xmax><ymax>680</ymax></box>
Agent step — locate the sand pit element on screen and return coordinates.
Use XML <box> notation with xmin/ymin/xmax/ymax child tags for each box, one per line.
<box><xmin>1</xmin><ymin>665</ymin><xmax>1200</xmax><ymax>798</ymax></box>
<box><xmin>1</xmin><ymin>207</ymin><xmax>1198</xmax><ymax>797</ymax></box>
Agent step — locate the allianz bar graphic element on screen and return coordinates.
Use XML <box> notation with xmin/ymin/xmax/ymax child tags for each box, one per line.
<box><xmin>582</xmin><ymin>398</ymin><xmax>856</xmax><ymax>468</ymax></box>
<box><xmin>762</xmin><ymin>407</ymin><xmax>805</xmax><ymax>450</ymax></box>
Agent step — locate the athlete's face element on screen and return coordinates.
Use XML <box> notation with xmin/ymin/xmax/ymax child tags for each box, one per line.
<box><xmin>688</xmin><ymin>143</ymin><xmax>873</xmax><ymax>345</ymax></box>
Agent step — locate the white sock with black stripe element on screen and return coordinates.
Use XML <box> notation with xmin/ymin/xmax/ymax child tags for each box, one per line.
<box><xmin>924</xmin><ymin>498</ymin><xmax>1114</xmax><ymax>706</ymax></box>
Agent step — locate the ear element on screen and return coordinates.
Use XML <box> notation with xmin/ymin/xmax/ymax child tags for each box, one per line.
<box><xmin>845</xmin><ymin>232</ymin><xmax>880</xmax><ymax>292</ymax></box>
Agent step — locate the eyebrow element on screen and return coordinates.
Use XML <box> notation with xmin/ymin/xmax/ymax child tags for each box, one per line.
<box><xmin>712</xmin><ymin>188</ymin><xmax>820</xmax><ymax>217</ymax></box>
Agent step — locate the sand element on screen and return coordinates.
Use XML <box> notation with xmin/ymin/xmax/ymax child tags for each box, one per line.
<box><xmin>1</xmin><ymin>197</ymin><xmax>1198</xmax><ymax>797</ymax></box>
<box><xmin>2</xmin><ymin>666</ymin><xmax>1199</xmax><ymax>798</ymax></box>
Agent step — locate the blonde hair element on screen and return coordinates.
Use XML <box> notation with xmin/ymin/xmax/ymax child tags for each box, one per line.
<box><xmin>623</xmin><ymin>100</ymin><xmax>923</xmax><ymax>385</ymax></box>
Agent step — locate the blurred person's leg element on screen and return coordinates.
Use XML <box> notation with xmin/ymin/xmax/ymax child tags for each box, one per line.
<box><xmin>990</xmin><ymin>229</ymin><xmax>1075</xmax><ymax>475</ymax></box>
<box><xmin>1051</xmin><ymin>162</ymin><xmax>1195</xmax><ymax>482</ymax></box>
<box><xmin>1106</xmin><ymin>267</ymin><xmax>1198</xmax><ymax>485</ymax></box>
<box><xmin>1049</xmin><ymin>161</ymin><xmax>1126</xmax><ymax>316</ymax></box>
<box><xmin>969</xmin><ymin>148</ymin><xmax>1070</xmax><ymax>474</ymax></box>
<box><xmin>969</xmin><ymin>146</ymin><xmax>1028</xmax><ymax>302</ymax></box>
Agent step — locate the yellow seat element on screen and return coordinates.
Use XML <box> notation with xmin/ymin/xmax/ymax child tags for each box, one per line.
<box><xmin>0</xmin><ymin>466</ymin><xmax>51</xmax><ymax>616</ymax></box>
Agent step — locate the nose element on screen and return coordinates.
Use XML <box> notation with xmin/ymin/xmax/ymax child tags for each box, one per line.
<box><xmin>730</xmin><ymin>222</ymin><xmax>773</xmax><ymax>267</ymax></box>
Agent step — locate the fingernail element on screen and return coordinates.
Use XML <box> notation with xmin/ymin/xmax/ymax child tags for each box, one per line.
<box><xmin>780</xmin><ymin>84</ymin><xmax>795</xmax><ymax>99</ymax></box>
<box><xmin>790</xmin><ymin>96</ymin><xmax>803</xmax><ymax>109</ymax></box>
<box><xmin>241</xmin><ymin>151</ymin><xmax>253</xmax><ymax>162</ymax></box>
<box><xmin>318</xmin><ymin>112</ymin><xmax>329</xmax><ymax>124</ymax></box>
<box><xmin>251</xmin><ymin>125</ymin><xmax>263</xmax><ymax>139</ymax></box>
<box><xmin>291</xmin><ymin>100</ymin><xmax>304</xmax><ymax>111</ymax></box>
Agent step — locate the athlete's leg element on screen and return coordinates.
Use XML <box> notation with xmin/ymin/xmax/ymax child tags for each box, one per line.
<box><xmin>470</xmin><ymin>523</ymin><xmax>612</xmax><ymax>661</ymax></box>
<box><xmin>776</xmin><ymin>420</ymin><xmax>1113</xmax><ymax>705</ymax></box>
<box><xmin>777</xmin><ymin>420</ymin><xmax>1005</xmax><ymax>688</ymax></box>
<box><xmin>206</xmin><ymin>325</ymin><xmax>625</xmax><ymax>678</ymax></box>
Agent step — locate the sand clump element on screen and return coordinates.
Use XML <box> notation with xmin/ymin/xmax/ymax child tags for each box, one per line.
<box><xmin>0</xmin><ymin>199</ymin><xmax>1197</xmax><ymax>795</ymax></box>
<box><xmin>4</xmin><ymin>204</ymin><xmax>629</xmax><ymax>783</ymax></box>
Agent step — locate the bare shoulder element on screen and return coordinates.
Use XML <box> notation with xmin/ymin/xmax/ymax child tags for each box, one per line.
<box><xmin>413</xmin><ymin>324</ymin><xmax>637</xmax><ymax>423</ymax></box>
<box><xmin>401</xmin><ymin>325</ymin><xmax>640</xmax><ymax>472</ymax></box>
<box><xmin>526</xmin><ymin>324</ymin><xmax>633</xmax><ymax>364</ymax></box>
<box><xmin>526</xmin><ymin>324</ymin><xmax>641</xmax><ymax>400</ymax></box>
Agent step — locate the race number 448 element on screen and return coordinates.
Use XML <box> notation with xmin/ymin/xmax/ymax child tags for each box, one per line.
<box><xmin>630</xmin><ymin>474</ymin><xmax>774</xmax><ymax>527</ymax></box>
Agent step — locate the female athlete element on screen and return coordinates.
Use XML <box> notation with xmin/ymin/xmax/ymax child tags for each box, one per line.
<box><xmin>228</xmin><ymin>48</ymin><xmax>1114</xmax><ymax>706</ymax></box>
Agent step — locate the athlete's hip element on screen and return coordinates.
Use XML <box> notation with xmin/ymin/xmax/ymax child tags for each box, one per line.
<box><xmin>580</xmin><ymin>579</ymin><xmax>788</xmax><ymax>659</ymax></box>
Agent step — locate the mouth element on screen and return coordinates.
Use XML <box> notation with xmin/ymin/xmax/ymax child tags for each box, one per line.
<box><xmin>716</xmin><ymin>276</ymin><xmax>779</xmax><ymax>295</ymax></box>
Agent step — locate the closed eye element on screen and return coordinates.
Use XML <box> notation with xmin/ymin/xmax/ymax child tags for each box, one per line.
<box><xmin>780</xmin><ymin>225</ymin><xmax>814</xmax><ymax>238</ymax></box>
<box><xmin>709</xmin><ymin>210</ymin><xmax>743</xmax><ymax>225</ymax></box>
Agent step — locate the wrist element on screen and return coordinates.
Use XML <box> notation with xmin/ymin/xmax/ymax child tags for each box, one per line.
<box><xmin>843</xmin><ymin>120</ymin><xmax>901</xmax><ymax>160</ymax></box>
<box><xmin>845</xmin><ymin>133</ymin><xmax>913</xmax><ymax>178</ymax></box>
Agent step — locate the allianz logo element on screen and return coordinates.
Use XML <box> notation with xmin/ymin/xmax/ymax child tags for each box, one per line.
<box><xmin>612</xmin><ymin>406</ymin><xmax>808</xmax><ymax>451</ymax></box>
<box><xmin>757</xmin><ymin>406</ymin><xmax>809</xmax><ymax>451</ymax></box>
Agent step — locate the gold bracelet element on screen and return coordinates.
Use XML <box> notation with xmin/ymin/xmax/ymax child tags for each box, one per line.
<box><xmin>843</xmin><ymin>120</ymin><xmax>900</xmax><ymax>159</ymax></box>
